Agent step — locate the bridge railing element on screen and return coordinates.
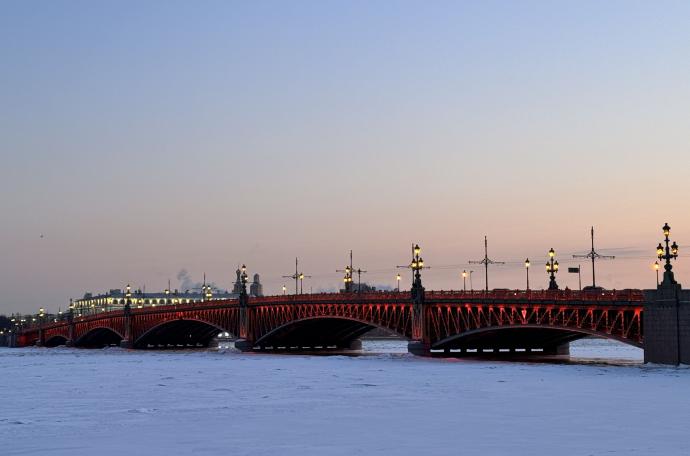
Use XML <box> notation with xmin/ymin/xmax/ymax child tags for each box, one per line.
<box><xmin>251</xmin><ymin>291</ymin><xmax>411</xmax><ymax>305</ymax></box>
<box><xmin>425</xmin><ymin>289</ymin><xmax>645</xmax><ymax>302</ymax></box>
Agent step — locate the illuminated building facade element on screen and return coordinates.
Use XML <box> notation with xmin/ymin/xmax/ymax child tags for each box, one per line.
<box><xmin>71</xmin><ymin>272</ymin><xmax>263</xmax><ymax>315</ymax></box>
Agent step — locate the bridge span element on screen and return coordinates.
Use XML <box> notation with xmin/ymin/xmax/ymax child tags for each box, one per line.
<box><xmin>17</xmin><ymin>289</ymin><xmax>649</xmax><ymax>358</ymax></box>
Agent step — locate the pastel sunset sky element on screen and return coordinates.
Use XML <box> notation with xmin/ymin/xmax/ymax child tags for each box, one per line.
<box><xmin>2</xmin><ymin>1</ymin><xmax>690</xmax><ymax>312</ymax></box>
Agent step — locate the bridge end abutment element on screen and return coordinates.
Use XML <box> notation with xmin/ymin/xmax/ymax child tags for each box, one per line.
<box><xmin>644</xmin><ymin>285</ymin><xmax>690</xmax><ymax>365</ymax></box>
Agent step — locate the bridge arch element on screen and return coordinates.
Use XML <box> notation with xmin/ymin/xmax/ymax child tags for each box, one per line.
<box><xmin>75</xmin><ymin>327</ymin><xmax>124</xmax><ymax>348</ymax></box>
<box><xmin>44</xmin><ymin>335</ymin><xmax>69</xmax><ymax>347</ymax></box>
<box><xmin>254</xmin><ymin>316</ymin><xmax>406</xmax><ymax>349</ymax></box>
<box><xmin>135</xmin><ymin>318</ymin><xmax>232</xmax><ymax>348</ymax></box>
<box><xmin>432</xmin><ymin>324</ymin><xmax>643</xmax><ymax>352</ymax></box>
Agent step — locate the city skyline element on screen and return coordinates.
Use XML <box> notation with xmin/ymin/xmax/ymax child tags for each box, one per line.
<box><xmin>3</xmin><ymin>1</ymin><xmax>690</xmax><ymax>312</ymax></box>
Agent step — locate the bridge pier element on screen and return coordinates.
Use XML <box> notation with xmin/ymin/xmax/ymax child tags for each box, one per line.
<box><xmin>344</xmin><ymin>339</ymin><xmax>362</xmax><ymax>351</ymax></box>
<box><xmin>541</xmin><ymin>343</ymin><xmax>570</xmax><ymax>356</ymax></box>
<box><xmin>119</xmin><ymin>339</ymin><xmax>133</xmax><ymax>349</ymax></box>
<box><xmin>644</xmin><ymin>284</ymin><xmax>690</xmax><ymax>365</ymax></box>
<box><xmin>407</xmin><ymin>341</ymin><xmax>431</xmax><ymax>356</ymax></box>
<box><xmin>234</xmin><ymin>339</ymin><xmax>254</xmax><ymax>352</ymax></box>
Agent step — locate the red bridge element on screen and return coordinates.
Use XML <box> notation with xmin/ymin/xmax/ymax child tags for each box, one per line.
<box><xmin>17</xmin><ymin>289</ymin><xmax>644</xmax><ymax>356</ymax></box>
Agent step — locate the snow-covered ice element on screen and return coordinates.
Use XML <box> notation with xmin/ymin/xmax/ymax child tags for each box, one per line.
<box><xmin>1</xmin><ymin>340</ymin><xmax>689</xmax><ymax>455</ymax></box>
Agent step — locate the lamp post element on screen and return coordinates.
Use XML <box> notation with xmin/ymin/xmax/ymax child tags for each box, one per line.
<box><xmin>656</xmin><ymin>222</ymin><xmax>679</xmax><ymax>286</ymax></box>
<box><xmin>345</xmin><ymin>266</ymin><xmax>353</xmax><ymax>291</ymax></box>
<box><xmin>653</xmin><ymin>261</ymin><xmax>660</xmax><ymax>287</ymax></box>
<box><xmin>406</xmin><ymin>243</ymin><xmax>428</xmax><ymax>346</ymax></box>
<box><xmin>546</xmin><ymin>248</ymin><xmax>559</xmax><ymax>290</ymax></box>
<box><xmin>236</xmin><ymin>264</ymin><xmax>250</xmax><ymax>348</ymax></box>
<box><xmin>469</xmin><ymin>270</ymin><xmax>474</xmax><ymax>291</ymax></box>
<box><xmin>396</xmin><ymin>273</ymin><xmax>401</xmax><ymax>292</ymax></box>
<box><xmin>125</xmin><ymin>284</ymin><xmax>132</xmax><ymax>309</ymax></box>
<box><xmin>240</xmin><ymin>265</ymin><xmax>249</xmax><ymax>292</ymax></box>
<box><xmin>282</xmin><ymin>285</ymin><xmax>287</xmax><ymax>295</ymax></box>
<box><xmin>283</xmin><ymin>258</ymin><xmax>311</xmax><ymax>295</ymax></box>
<box><xmin>462</xmin><ymin>270</ymin><xmax>467</xmax><ymax>292</ymax></box>
<box><xmin>410</xmin><ymin>244</ymin><xmax>424</xmax><ymax>288</ymax></box>
<box><xmin>469</xmin><ymin>236</ymin><xmax>505</xmax><ymax>292</ymax></box>
<box><xmin>524</xmin><ymin>258</ymin><xmax>530</xmax><ymax>290</ymax></box>
<box><xmin>337</xmin><ymin>266</ymin><xmax>353</xmax><ymax>292</ymax></box>
<box><xmin>396</xmin><ymin>244</ymin><xmax>427</xmax><ymax>290</ymax></box>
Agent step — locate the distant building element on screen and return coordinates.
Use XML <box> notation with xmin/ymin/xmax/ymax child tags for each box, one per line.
<box><xmin>340</xmin><ymin>282</ymin><xmax>377</xmax><ymax>293</ymax></box>
<box><xmin>250</xmin><ymin>274</ymin><xmax>263</xmax><ymax>297</ymax></box>
<box><xmin>71</xmin><ymin>288</ymin><xmax>238</xmax><ymax>314</ymax></box>
<box><xmin>72</xmin><ymin>271</ymin><xmax>264</xmax><ymax>314</ymax></box>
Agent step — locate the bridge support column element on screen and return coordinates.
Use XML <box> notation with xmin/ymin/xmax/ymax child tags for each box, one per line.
<box><xmin>119</xmin><ymin>303</ymin><xmax>134</xmax><ymax>349</ymax></box>
<box><xmin>407</xmin><ymin>268</ymin><xmax>432</xmax><ymax>356</ymax></box>
<box><xmin>67</xmin><ymin>315</ymin><xmax>75</xmax><ymax>347</ymax></box>
<box><xmin>235</xmin><ymin>287</ymin><xmax>255</xmax><ymax>352</ymax></box>
<box><xmin>644</xmin><ymin>284</ymin><xmax>690</xmax><ymax>365</ymax></box>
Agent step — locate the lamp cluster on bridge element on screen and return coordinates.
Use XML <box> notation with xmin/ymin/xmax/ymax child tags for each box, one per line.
<box><xmin>546</xmin><ymin>248</ymin><xmax>559</xmax><ymax>290</ymax></box>
<box><xmin>657</xmin><ymin>222</ymin><xmax>679</xmax><ymax>286</ymax></box>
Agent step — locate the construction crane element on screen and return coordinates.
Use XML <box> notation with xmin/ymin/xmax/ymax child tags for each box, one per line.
<box><xmin>469</xmin><ymin>236</ymin><xmax>505</xmax><ymax>292</ymax></box>
<box><xmin>573</xmin><ymin>226</ymin><xmax>614</xmax><ymax>289</ymax></box>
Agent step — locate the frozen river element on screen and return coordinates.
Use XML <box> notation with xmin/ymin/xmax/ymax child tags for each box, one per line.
<box><xmin>1</xmin><ymin>340</ymin><xmax>689</xmax><ymax>455</ymax></box>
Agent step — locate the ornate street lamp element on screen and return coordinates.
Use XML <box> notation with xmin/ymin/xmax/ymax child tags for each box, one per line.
<box><xmin>656</xmin><ymin>222</ymin><xmax>679</xmax><ymax>286</ymax></box>
<box><xmin>282</xmin><ymin>285</ymin><xmax>287</xmax><ymax>295</ymax></box>
<box><xmin>396</xmin><ymin>273</ymin><xmax>401</xmax><ymax>292</ymax></box>
<box><xmin>125</xmin><ymin>284</ymin><xmax>132</xmax><ymax>310</ymax></box>
<box><xmin>345</xmin><ymin>266</ymin><xmax>353</xmax><ymax>290</ymax></box>
<box><xmin>546</xmin><ymin>248</ymin><xmax>559</xmax><ymax>290</ymax></box>
<box><xmin>410</xmin><ymin>244</ymin><xmax>424</xmax><ymax>289</ymax></box>
<box><xmin>524</xmin><ymin>258</ymin><xmax>530</xmax><ymax>290</ymax></box>
<box><xmin>240</xmin><ymin>264</ymin><xmax>249</xmax><ymax>294</ymax></box>
<box><xmin>398</xmin><ymin>243</ymin><xmax>428</xmax><ymax>293</ymax></box>
<box><xmin>337</xmin><ymin>265</ymin><xmax>353</xmax><ymax>292</ymax></box>
<box><xmin>462</xmin><ymin>270</ymin><xmax>467</xmax><ymax>292</ymax></box>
